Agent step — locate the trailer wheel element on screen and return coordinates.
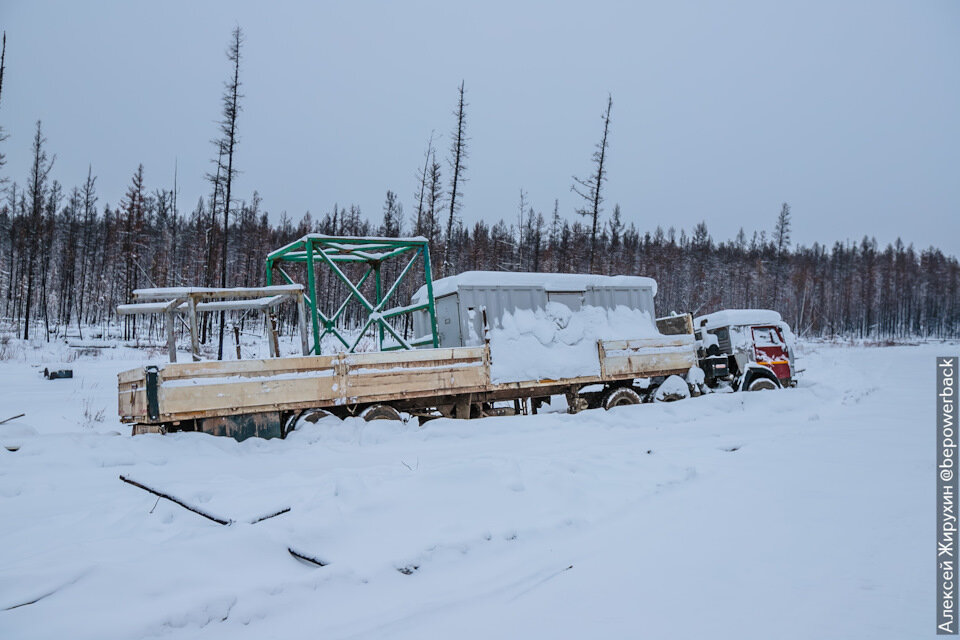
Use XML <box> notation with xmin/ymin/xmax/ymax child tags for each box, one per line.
<box><xmin>282</xmin><ymin>408</ymin><xmax>333</xmax><ymax>437</ymax></box>
<box><xmin>360</xmin><ymin>404</ymin><xmax>403</xmax><ymax>421</ymax></box>
<box><xmin>281</xmin><ymin>412</ymin><xmax>299</xmax><ymax>438</ymax></box>
<box><xmin>601</xmin><ymin>387</ymin><xmax>642</xmax><ymax>410</ymax></box>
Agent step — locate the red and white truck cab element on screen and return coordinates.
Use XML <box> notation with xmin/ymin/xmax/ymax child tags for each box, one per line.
<box><xmin>693</xmin><ymin>309</ymin><xmax>797</xmax><ymax>391</ymax></box>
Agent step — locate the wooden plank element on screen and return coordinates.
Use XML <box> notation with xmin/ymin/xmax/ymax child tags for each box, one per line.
<box><xmin>343</xmin><ymin>346</ymin><xmax>484</xmax><ymax>367</ymax></box>
<box><xmin>601</xmin><ymin>351</ymin><xmax>697</xmax><ymax>378</ymax></box>
<box><xmin>158</xmin><ymin>375</ymin><xmax>338</xmax><ymax>416</ymax></box>
<box><xmin>488</xmin><ymin>374</ymin><xmax>602</xmax><ymax>393</ymax></box>
<box><xmin>118</xmin><ymin>368</ymin><xmax>147</xmax><ymax>385</ymax></box>
<box><xmin>155</xmin><ymin>353</ymin><xmax>339</xmax><ymax>381</ymax></box>
<box><xmin>133</xmin><ymin>285</ymin><xmax>303</xmax><ymax>301</ymax></box>
<box><xmin>344</xmin><ymin>366</ymin><xmax>487</xmax><ymax>401</ymax></box>
<box><xmin>118</xmin><ymin>384</ymin><xmax>148</xmax><ymax>419</ymax></box>
<box><xmin>598</xmin><ymin>339</ymin><xmax>608</xmax><ymax>379</ymax></box>
<box><xmin>117</xmin><ymin>299</ymin><xmax>181</xmax><ymax>315</ymax></box>
<box><xmin>194</xmin><ymin>295</ymin><xmax>289</xmax><ymax>312</ymax></box>
<box><xmin>601</xmin><ymin>334</ymin><xmax>695</xmax><ymax>351</ymax></box>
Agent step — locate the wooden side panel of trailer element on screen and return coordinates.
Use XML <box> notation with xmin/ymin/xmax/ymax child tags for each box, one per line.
<box><xmin>341</xmin><ymin>347</ymin><xmax>489</xmax><ymax>403</ymax></box>
<box><xmin>120</xmin><ymin>347</ymin><xmax>491</xmax><ymax>423</ymax></box>
<box><xmin>599</xmin><ymin>334</ymin><xmax>697</xmax><ymax>379</ymax></box>
<box><xmin>119</xmin><ymin>336</ymin><xmax>698</xmax><ymax>425</ymax></box>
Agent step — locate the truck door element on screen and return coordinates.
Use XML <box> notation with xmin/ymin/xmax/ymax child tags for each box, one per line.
<box><xmin>750</xmin><ymin>325</ymin><xmax>791</xmax><ymax>381</ymax></box>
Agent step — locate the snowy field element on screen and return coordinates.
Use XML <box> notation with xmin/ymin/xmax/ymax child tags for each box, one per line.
<box><xmin>0</xmin><ymin>338</ymin><xmax>950</xmax><ymax>639</ymax></box>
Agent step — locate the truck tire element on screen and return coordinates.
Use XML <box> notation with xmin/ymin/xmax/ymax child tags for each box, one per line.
<box><xmin>283</xmin><ymin>408</ymin><xmax>333</xmax><ymax>437</ymax></box>
<box><xmin>601</xmin><ymin>387</ymin><xmax>642</xmax><ymax>410</ymax></box>
<box><xmin>360</xmin><ymin>404</ymin><xmax>403</xmax><ymax>421</ymax></box>
<box><xmin>746</xmin><ymin>377</ymin><xmax>778</xmax><ymax>391</ymax></box>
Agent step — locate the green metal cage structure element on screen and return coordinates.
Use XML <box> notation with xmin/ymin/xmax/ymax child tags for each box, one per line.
<box><xmin>265</xmin><ymin>235</ymin><xmax>439</xmax><ymax>355</ymax></box>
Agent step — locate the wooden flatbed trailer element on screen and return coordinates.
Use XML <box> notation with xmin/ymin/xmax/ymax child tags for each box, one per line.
<box><xmin>118</xmin><ymin>330</ymin><xmax>697</xmax><ymax>440</ymax></box>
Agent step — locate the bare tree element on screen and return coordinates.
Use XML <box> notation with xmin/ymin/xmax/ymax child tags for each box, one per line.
<box><xmin>413</xmin><ymin>132</ymin><xmax>434</xmax><ymax>237</ymax></box>
<box><xmin>75</xmin><ymin>167</ymin><xmax>97</xmax><ymax>337</ymax></box>
<box><xmin>0</xmin><ymin>32</ymin><xmax>9</xmax><ymax>184</ymax></box>
<box><xmin>442</xmin><ymin>81</ymin><xmax>468</xmax><ymax>276</ymax></box>
<box><xmin>572</xmin><ymin>93</ymin><xmax>612</xmax><ymax>273</ymax></box>
<box><xmin>425</xmin><ymin>151</ymin><xmax>443</xmax><ymax>246</ymax></box>
<box><xmin>773</xmin><ymin>202</ymin><xmax>791</xmax><ymax>306</ymax></box>
<box><xmin>517</xmin><ymin>188</ymin><xmax>527</xmax><ymax>270</ymax></box>
<box><xmin>0</xmin><ymin>32</ymin><xmax>6</xmax><ymax>106</ymax></box>
<box><xmin>23</xmin><ymin>121</ymin><xmax>54</xmax><ymax>339</ymax></box>
<box><xmin>215</xmin><ymin>26</ymin><xmax>244</xmax><ymax>359</ymax></box>
<box><xmin>380</xmin><ymin>190</ymin><xmax>402</xmax><ymax>237</ymax></box>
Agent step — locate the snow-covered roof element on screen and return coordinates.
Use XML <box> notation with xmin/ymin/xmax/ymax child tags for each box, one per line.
<box><xmin>415</xmin><ymin>271</ymin><xmax>658</xmax><ymax>301</ymax></box>
<box><xmin>695</xmin><ymin>309</ymin><xmax>783</xmax><ymax>329</ymax></box>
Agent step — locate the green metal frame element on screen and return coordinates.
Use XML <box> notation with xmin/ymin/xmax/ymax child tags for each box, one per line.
<box><xmin>265</xmin><ymin>235</ymin><xmax>439</xmax><ymax>354</ymax></box>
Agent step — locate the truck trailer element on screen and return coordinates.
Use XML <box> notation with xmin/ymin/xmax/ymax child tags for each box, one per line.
<box><xmin>118</xmin><ymin>269</ymin><xmax>697</xmax><ymax>440</ymax></box>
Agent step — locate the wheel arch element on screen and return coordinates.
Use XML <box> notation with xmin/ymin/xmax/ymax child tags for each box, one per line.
<box><xmin>738</xmin><ymin>363</ymin><xmax>782</xmax><ymax>391</ymax></box>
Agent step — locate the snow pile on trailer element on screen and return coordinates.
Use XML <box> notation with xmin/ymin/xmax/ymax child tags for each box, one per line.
<box><xmin>411</xmin><ymin>271</ymin><xmax>660</xmax><ymax>350</ymax></box>
<box><xmin>488</xmin><ymin>302</ymin><xmax>661</xmax><ymax>383</ymax></box>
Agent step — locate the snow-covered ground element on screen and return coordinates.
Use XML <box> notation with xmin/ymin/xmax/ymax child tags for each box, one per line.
<box><xmin>0</xmin><ymin>337</ymin><xmax>949</xmax><ymax>639</ymax></box>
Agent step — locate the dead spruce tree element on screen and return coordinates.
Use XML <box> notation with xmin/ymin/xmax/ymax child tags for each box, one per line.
<box><xmin>23</xmin><ymin>121</ymin><xmax>54</xmax><ymax>340</ymax></box>
<box><xmin>413</xmin><ymin>132</ymin><xmax>434</xmax><ymax>237</ymax></box>
<box><xmin>0</xmin><ymin>32</ymin><xmax>8</xmax><ymax>183</ymax></box>
<box><xmin>572</xmin><ymin>94</ymin><xmax>612</xmax><ymax>273</ymax></box>
<box><xmin>442</xmin><ymin>81</ymin><xmax>468</xmax><ymax>277</ymax></box>
<box><xmin>772</xmin><ymin>202</ymin><xmax>792</xmax><ymax>307</ymax></box>
<box><xmin>214</xmin><ymin>26</ymin><xmax>243</xmax><ymax>360</ymax></box>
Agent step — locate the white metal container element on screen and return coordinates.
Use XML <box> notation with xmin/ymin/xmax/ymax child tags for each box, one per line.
<box><xmin>411</xmin><ymin>271</ymin><xmax>659</xmax><ymax>348</ymax></box>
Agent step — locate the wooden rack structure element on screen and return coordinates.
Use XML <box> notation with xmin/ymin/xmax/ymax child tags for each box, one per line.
<box><xmin>117</xmin><ymin>285</ymin><xmax>308</xmax><ymax>362</ymax></box>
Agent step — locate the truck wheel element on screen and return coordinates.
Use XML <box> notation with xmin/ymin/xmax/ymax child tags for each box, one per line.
<box><xmin>601</xmin><ymin>387</ymin><xmax>642</xmax><ymax>410</ymax></box>
<box><xmin>360</xmin><ymin>404</ymin><xmax>403</xmax><ymax>421</ymax></box>
<box><xmin>746</xmin><ymin>377</ymin><xmax>778</xmax><ymax>391</ymax></box>
<box><xmin>282</xmin><ymin>408</ymin><xmax>333</xmax><ymax>437</ymax></box>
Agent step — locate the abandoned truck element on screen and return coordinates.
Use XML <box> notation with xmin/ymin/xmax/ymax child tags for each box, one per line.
<box><xmin>694</xmin><ymin>309</ymin><xmax>798</xmax><ymax>390</ymax></box>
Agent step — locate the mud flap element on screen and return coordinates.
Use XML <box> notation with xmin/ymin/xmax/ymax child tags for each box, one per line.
<box><xmin>199</xmin><ymin>411</ymin><xmax>285</xmax><ymax>441</ymax></box>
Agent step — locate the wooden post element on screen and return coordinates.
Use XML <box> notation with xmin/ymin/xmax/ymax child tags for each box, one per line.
<box><xmin>267</xmin><ymin>312</ymin><xmax>280</xmax><ymax>358</ymax></box>
<box><xmin>297</xmin><ymin>293</ymin><xmax>309</xmax><ymax>356</ymax></box>
<box><xmin>165</xmin><ymin>309</ymin><xmax>177</xmax><ymax>363</ymax></box>
<box><xmin>187</xmin><ymin>296</ymin><xmax>200</xmax><ymax>361</ymax></box>
<box><xmin>233</xmin><ymin>325</ymin><xmax>242</xmax><ymax>359</ymax></box>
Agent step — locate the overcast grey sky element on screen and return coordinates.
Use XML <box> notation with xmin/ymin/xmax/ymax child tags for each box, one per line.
<box><xmin>2</xmin><ymin>0</ymin><xmax>958</xmax><ymax>255</ymax></box>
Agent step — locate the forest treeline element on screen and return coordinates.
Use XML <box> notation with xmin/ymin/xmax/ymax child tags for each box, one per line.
<box><xmin>1</xmin><ymin>138</ymin><xmax>958</xmax><ymax>344</ymax></box>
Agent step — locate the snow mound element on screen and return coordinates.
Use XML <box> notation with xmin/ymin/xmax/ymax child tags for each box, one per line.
<box><xmin>700</xmin><ymin>332</ymin><xmax>719</xmax><ymax>351</ymax></box>
<box><xmin>654</xmin><ymin>375</ymin><xmax>690</xmax><ymax>402</ymax></box>
<box><xmin>489</xmin><ymin>303</ymin><xmax>660</xmax><ymax>383</ymax></box>
<box><xmin>686</xmin><ymin>366</ymin><xmax>705</xmax><ymax>386</ymax></box>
